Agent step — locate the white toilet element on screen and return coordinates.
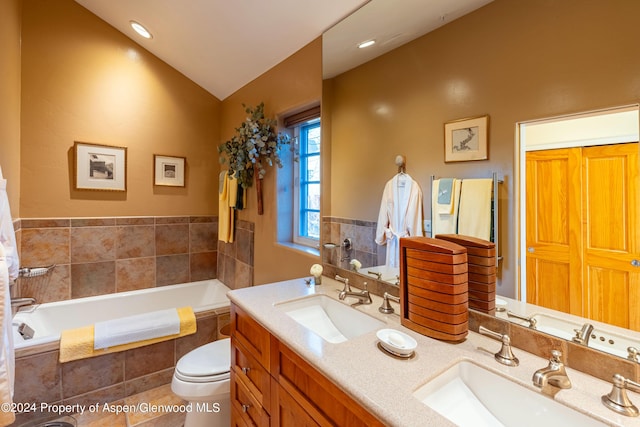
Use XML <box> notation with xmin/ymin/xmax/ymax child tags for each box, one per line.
<box><xmin>171</xmin><ymin>338</ymin><xmax>231</xmax><ymax>427</ymax></box>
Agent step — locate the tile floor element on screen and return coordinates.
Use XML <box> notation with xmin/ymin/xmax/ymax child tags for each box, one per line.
<box><xmin>46</xmin><ymin>384</ymin><xmax>186</xmax><ymax>427</ymax></box>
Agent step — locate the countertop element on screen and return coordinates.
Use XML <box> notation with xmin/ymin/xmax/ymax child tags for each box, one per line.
<box><xmin>228</xmin><ymin>277</ymin><xmax>640</xmax><ymax>426</ymax></box>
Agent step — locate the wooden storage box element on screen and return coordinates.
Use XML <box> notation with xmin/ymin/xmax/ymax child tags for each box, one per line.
<box><xmin>399</xmin><ymin>237</ymin><xmax>468</xmax><ymax>342</ymax></box>
<box><xmin>436</xmin><ymin>234</ymin><xmax>496</xmax><ymax>314</ymax></box>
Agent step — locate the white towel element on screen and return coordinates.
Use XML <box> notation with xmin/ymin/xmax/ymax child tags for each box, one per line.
<box><xmin>457</xmin><ymin>178</ymin><xmax>493</xmax><ymax>241</ymax></box>
<box><xmin>0</xmin><ymin>165</ymin><xmax>17</xmax><ymax>427</ymax></box>
<box><xmin>94</xmin><ymin>308</ymin><xmax>181</xmax><ymax>350</ymax></box>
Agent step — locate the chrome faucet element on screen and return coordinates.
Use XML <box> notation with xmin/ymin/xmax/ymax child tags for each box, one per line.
<box><xmin>338</xmin><ymin>281</ymin><xmax>372</xmax><ymax>307</ymax></box>
<box><xmin>572</xmin><ymin>323</ymin><xmax>594</xmax><ymax>346</ymax></box>
<box><xmin>11</xmin><ymin>297</ymin><xmax>36</xmax><ymax>316</ymax></box>
<box><xmin>335</xmin><ymin>274</ymin><xmax>351</xmax><ymax>292</ymax></box>
<box><xmin>506</xmin><ymin>311</ymin><xmax>537</xmax><ymax>329</ymax></box>
<box><xmin>367</xmin><ymin>270</ymin><xmax>382</xmax><ymax>280</ymax></box>
<box><xmin>378</xmin><ymin>292</ymin><xmax>400</xmax><ymax>314</ymax></box>
<box><xmin>532</xmin><ymin>350</ymin><xmax>572</xmax><ymax>396</ymax></box>
<box><xmin>478</xmin><ymin>326</ymin><xmax>519</xmax><ymax>366</ymax></box>
<box><xmin>602</xmin><ymin>373</ymin><xmax>640</xmax><ymax>417</ymax></box>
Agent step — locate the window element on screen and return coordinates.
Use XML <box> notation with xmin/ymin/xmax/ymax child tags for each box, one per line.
<box><xmin>277</xmin><ymin>105</ymin><xmax>321</xmax><ymax>251</ymax></box>
<box><xmin>293</xmin><ymin>119</ymin><xmax>321</xmax><ymax>246</ymax></box>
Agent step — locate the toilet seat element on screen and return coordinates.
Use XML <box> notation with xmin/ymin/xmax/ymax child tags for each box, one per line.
<box><xmin>175</xmin><ymin>338</ymin><xmax>231</xmax><ymax>383</ymax></box>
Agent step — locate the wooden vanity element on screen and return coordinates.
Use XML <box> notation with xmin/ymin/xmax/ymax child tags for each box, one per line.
<box><xmin>230</xmin><ymin>302</ymin><xmax>384</xmax><ymax>426</ymax></box>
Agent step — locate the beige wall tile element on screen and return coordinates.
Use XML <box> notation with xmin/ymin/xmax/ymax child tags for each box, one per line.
<box><xmin>155</xmin><ymin>224</ymin><xmax>189</xmax><ymax>255</ymax></box>
<box><xmin>71</xmin><ymin>227</ymin><xmax>115</xmax><ymax>263</ymax></box>
<box><xmin>71</xmin><ymin>261</ymin><xmax>116</xmax><ymax>298</ymax></box>
<box><xmin>20</xmin><ymin>228</ymin><xmax>70</xmax><ymax>266</ymax></box>
<box><xmin>116</xmin><ymin>257</ymin><xmax>156</xmax><ymax>292</ymax></box>
<box><xmin>62</xmin><ymin>352</ymin><xmax>124</xmax><ymax>397</ymax></box>
<box><xmin>116</xmin><ymin>225</ymin><xmax>155</xmax><ymax>259</ymax></box>
<box><xmin>156</xmin><ymin>255</ymin><xmax>190</xmax><ymax>286</ymax></box>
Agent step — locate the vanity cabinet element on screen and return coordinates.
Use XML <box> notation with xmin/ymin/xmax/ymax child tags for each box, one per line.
<box><xmin>230</xmin><ymin>302</ymin><xmax>384</xmax><ymax>427</ymax></box>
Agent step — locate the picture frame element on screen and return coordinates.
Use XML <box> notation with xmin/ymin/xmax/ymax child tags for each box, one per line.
<box><xmin>154</xmin><ymin>155</ymin><xmax>186</xmax><ymax>187</ymax></box>
<box><xmin>74</xmin><ymin>141</ymin><xmax>127</xmax><ymax>191</ymax></box>
<box><xmin>444</xmin><ymin>115</ymin><xmax>489</xmax><ymax>162</ymax></box>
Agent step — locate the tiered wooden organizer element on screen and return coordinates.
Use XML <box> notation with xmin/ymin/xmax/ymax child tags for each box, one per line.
<box><xmin>436</xmin><ymin>234</ymin><xmax>497</xmax><ymax>314</ymax></box>
<box><xmin>399</xmin><ymin>237</ymin><xmax>468</xmax><ymax>343</ymax></box>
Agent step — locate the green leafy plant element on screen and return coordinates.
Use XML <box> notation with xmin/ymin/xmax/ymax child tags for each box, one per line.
<box><xmin>218</xmin><ymin>102</ymin><xmax>292</xmax><ymax>189</ymax></box>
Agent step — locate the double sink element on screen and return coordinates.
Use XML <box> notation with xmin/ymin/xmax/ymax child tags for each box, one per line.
<box><xmin>275</xmin><ymin>293</ymin><xmax>608</xmax><ymax>426</ymax></box>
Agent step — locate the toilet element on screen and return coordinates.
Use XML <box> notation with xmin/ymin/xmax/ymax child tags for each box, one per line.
<box><xmin>171</xmin><ymin>338</ymin><xmax>231</xmax><ymax>427</ymax></box>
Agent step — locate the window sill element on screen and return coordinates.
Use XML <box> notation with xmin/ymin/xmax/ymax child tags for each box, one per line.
<box><xmin>277</xmin><ymin>241</ymin><xmax>320</xmax><ymax>258</ymax></box>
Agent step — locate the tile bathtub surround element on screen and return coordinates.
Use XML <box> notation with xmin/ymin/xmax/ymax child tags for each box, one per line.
<box><xmin>12</xmin><ymin>309</ymin><xmax>227</xmax><ymax>426</ymax></box>
<box><xmin>14</xmin><ymin>216</ymin><xmax>220</xmax><ymax>303</ymax></box>
<box><xmin>216</xmin><ymin>219</ymin><xmax>254</xmax><ymax>290</ymax></box>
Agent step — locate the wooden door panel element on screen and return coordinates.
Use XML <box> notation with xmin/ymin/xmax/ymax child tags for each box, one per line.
<box><xmin>585</xmin><ymin>265</ymin><xmax>631</xmax><ymax>329</ymax></box>
<box><xmin>526</xmin><ymin>148</ymin><xmax>582</xmax><ymax>316</ymax></box>
<box><xmin>583</xmin><ymin>143</ymin><xmax>639</xmax><ymax>330</ymax></box>
<box><xmin>526</xmin><ymin>257</ymin><xmax>570</xmax><ymax>312</ymax></box>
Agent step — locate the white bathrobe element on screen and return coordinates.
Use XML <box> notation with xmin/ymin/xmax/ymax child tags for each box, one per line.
<box><xmin>0</xmin><ymin>166</ymin><xmax>17</xmax><ymax>426</ymax></box>
<box><xmin>375</xmin><ymin>173</ymin><xmax>424</xmax><ymax>268</ymax></box>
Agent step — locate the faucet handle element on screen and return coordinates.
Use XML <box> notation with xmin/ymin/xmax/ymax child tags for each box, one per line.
<box><xmin>550</xmin><ymin>350</ymin><xmax>563</xmax><ymax>364</ymax></box>
<box><xmin>628</xmin><ymin>347</ymin><xmax>640</xmax><ymax>362</ymax></box>
<box><xmin>478</xmin><ymin>326</ymin><xmax>519</xmax><ymax>367</ymax></box>
<box><xmin>334</xmin><ymin>274</ymin><xmax>351</xmax><ymax>292</ymax></box>
<box><xmin>602</xmin><ymin>374</ymin><xmax>640</xmax><ymax>417</ymax></box>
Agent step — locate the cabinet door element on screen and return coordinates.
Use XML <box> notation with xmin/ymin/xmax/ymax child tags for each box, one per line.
<box><xmin>582</xmin><ymin>143</ymin><xmax>640</xmax><ymax>330</ymax></box>
<box><xmin>273</xmin><ymin>340</ymin><xmax>384</xmax><ymax>427</ymax></box>
<box><xmin>271</xmin><ymin>379</ymin><xmax>320</xmax><ymax>427</ymax></box>
<box><xmin>526</xmin><ymin>147</ymin><xmax>583</xmax><ymax>315</ymax></box>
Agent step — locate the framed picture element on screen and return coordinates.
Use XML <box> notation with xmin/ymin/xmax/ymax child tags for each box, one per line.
<box><xmin>444</xmin><ymin>115</ymin><xmax>489</xmax><ymax>162</ymax></box>
<box><xmin>74</xmin><ymin>141</ymin><xmax>127</xmax><ymax>191</ymax></box>
<box><xmin>154</xmin><ymin>155</ymin><xmax>186</xmax><ymax>187</ymax></box>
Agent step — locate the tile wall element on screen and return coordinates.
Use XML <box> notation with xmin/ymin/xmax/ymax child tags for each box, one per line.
<box><xmin>322</xmin><ymin>216</ymin><xmax>384</xmax><ymax>270</ymax></box>
<box><xmin>13</xmin><ymin>215</ymin><xmax>254</xmax><ymax>302</ymax></box>
<box><xmin>216</xmin><ymin>219</ymin><xmax>254</xmax><ymax>289</ymax></box>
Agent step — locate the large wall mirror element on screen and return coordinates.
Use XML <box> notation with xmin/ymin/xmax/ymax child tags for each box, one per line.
<box><xmin>321</xmin><ymin>0</ymin><xmax>640</xmax><ymax>360</ymax></box>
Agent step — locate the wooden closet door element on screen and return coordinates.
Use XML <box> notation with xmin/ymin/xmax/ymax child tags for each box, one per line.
<box><xmin>582</xmin><ymin>142</ymin><xmax>640</xmax><ymax>330</ymax></box>
<box><xmin>525</xmin><ymin>148</ymin><xmax>583</xmax><ymax>315</ymax></box>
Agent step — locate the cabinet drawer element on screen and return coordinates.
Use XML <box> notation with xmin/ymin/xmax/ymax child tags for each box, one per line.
<box><xmin>231</xmin><ymin>303</ymin><xmax>271</xmax><ymax>368</ymax></box>
<box><xmin>232</xmin><ymin>338</ymin><xmax>271</xmax><ymax>412</ymax></box>
<box><xmin>231</xmin><ymin>369</ymin><xmax>270</xmax><ymax>427</ymax></box>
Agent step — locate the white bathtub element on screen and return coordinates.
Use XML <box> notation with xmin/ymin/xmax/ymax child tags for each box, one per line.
<box><xmin>12</xmin><ymin>279</ymin><xmax>231</xmax><ymax>350</ymax></box>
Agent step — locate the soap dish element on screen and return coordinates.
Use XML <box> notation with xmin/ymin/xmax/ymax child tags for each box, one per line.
<box><xmin>376</xmin><ymin>328</ymin><xmax>417</xmax><ymax>358</ymax></box>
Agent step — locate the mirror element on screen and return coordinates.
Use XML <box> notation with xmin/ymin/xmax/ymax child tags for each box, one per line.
<box><xmin>321</xmin><ymin>0</ymin><xmax>640</xmax><ymax>359</ymax></box>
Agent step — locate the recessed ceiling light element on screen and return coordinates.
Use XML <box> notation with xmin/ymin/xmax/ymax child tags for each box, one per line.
<box><xmin>358</xmin><ymin>40</ymin><xmax>376</xmax><ymax>49</ymax></box>
<box><xmin>130</xmin><ymin>21</ymin><xmax>152</xmax><ymax>39</ymax></box>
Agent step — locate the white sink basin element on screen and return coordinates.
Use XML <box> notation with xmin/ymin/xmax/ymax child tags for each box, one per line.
<box><xmin>413</xmin><ymin>360</ymin><xmax>606</xmax><ymax>427</ymax></box>
<box><xmin>275</xmin><ymin>294</ymin><xmax>385</xmax><ymax>343</ymax></box>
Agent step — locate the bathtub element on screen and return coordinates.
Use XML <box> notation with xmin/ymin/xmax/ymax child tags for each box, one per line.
<box><xmin>12</xmin><ymin>279</ymin><xmax>231</xmax><ymax>351</ymax></box>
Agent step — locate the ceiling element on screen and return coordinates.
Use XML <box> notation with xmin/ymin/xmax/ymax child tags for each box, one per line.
<box><xmin>75</xmin><ymin>0</ymin><xmax>492</xmax><ymax>101</ymax></box>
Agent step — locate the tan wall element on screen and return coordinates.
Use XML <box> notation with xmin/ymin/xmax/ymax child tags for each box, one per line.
<box><xmin>325</xmin><ymin>0</ymin><xmax>640</xmax><ymax>297</ymax></box>
<box><xmin>20</xmin><ymin>0</ymin><xmax>221</xmax><ymax>218</ymax></box>
<box><xmin>221</xmin><ymin>38</ymin><xmax>323</xmax><ymax>285</ymax></box>
<box><xmin>0</xmin><ymin>0</ymin><xmax>21</xmax><ymax>218</ymax></box>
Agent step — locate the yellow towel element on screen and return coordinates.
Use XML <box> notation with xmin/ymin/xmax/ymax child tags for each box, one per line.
<box><xmin>218</xmin><ymin>171</ymin><xmax>236</xmax><ymax>243</ymax></box>
<box><xmin>59</xmin><ymin>306</ymin><xmax>196</xmax><ymax>363</ymax></box>
<box><xmin>457</xmin><ymin>178</ymin><xmax>493</xmax><ymax>241</ymax></box>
